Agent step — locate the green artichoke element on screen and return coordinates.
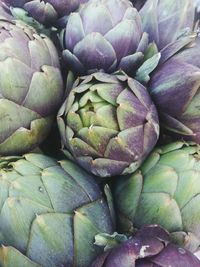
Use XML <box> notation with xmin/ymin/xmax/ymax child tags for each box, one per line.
<box><xmin>0</xmin><ymin>19</ymin><xmax>63</xmax><ymax>155</ymax></box>
<box><xmin>57</xmin><ymin>72</ymin><xmax>159</xmax><ymax>178</ymax></box>
<box><xmin>114</xmin><ymin>141</ymin><xmax>200</xmax><ymax>252</ymax></box>
<box><xmin>0</xmin><ymin>153</ymin><xmax>114</xmax><ymax>267</ymax></box>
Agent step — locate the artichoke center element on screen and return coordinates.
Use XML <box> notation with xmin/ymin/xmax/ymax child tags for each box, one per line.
<box><xmin>77</xmin><ymin>90</ymin><xmax>116</xmax><ymax>129</ymax></box>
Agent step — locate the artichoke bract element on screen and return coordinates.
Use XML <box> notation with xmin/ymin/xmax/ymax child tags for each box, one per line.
<box><xmin>91</xmin><ymin>225</ymin><xmax>200</xmax><ymax>267</ymax></box>
<box><xmin>195</xmin><ymin>0</ymin><xmax>200</xmax><ymax>23</ymax></box>
<box><xmin>0</xmin><ymin>19</ymin><xmax>63</xmax><ymax>155</ymax></box>
<box><xmin>139</xmin><ymin>0</ymin><xmax>195</xmax><ymax>50</ymax></box>
<box><xmin>149</xmin><ymin>36</ymin><xmax>200</xmax><ymax>143</ymax></box>
<box><xmin>2</xmin><ymin>0</ymin><xmax>83</xmax><ymax>27</ymax></box>
<box><xmin>61</xmin><ymin>0</ymin><xmax>159</xmax><ymax>78</ymax></box>
<box><xmin>0</xmin><ymin>2</ymin><xmax>13</xmax><ymax>20</ymax></box>
<box><xmin>57</xmin><ymin>72</ymin><xmax>159</xmax><ymax>178</ymax></box>
<box><xmin>0</xmin><ymin>153</ymin><xmax>114</xmax><ymax>267</ymax></box>
<box><xmin>114</xmin><ymin>141</ymin><xmax>200</xmax><ymax>252</ymax></box>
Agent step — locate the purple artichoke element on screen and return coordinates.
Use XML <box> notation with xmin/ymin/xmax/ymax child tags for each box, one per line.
<box><xmin>92</xmin><ymin>225</ymin><xmax>200</xmax><ymax>267</ymax></box>
<box><xmin>57</xmin><ymin>71</ymin><xmax>159</xmax><ymax>178</ymax></box>
<box><xmin>2</xmin><ymin>0</ymin><xmax>84</xmax><ymax>26</ymax></box>
<box><xmin>139</xmin><ymin>0</ymin><xmax>195</xmax><ymax>50</ymax></box>
<box><xmin>149</xmin><ymin>36</ymin><xmax>200</xmax><ymax>143</ymax></box>
<box><xmin>61</xmin><ymin>0</ymin><xmax>159</xmax><ymax>78</ymax></box>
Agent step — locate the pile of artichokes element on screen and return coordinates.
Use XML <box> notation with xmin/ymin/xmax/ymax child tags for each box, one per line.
<box><xmin>0</xmin><ymin>0</ymin><xmax>200</xmax><ymax>266</ymax></box>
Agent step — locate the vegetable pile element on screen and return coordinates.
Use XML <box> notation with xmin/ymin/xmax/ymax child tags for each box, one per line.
<box><xmin>0</xmin><ymin>0</ymin><xmax>200</xmax><ymax>266</ymax></box>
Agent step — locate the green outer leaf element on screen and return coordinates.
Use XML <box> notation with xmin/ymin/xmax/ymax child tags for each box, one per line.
<box><xmin>74</xmin><ymin>210</ymin><xmax>105</xmax><ymax>267</ymax></box>
<box><xmin>27</xmin><ymin>213</ymin><xmax>74</xmax><ymax>267</ymax></box>
<box><xmin>0</xmin><ymin>246</ymin><xmax>41</xmax><ymax>267</ymax></box>
<box><xmin>94</xmin><ymin>232</ymin><xmax>128</xmax><ymax>251</ymax></box>
<box><xmin>0</xmin><ymin>117</ymin><xmax>53</xmax><ymax>156</ymax></box>
<box><xmin>0</xmin><ymin>197</ymin><xmax>53</xmax><ymax>252</ymax></box>
<box><xmin>134</xmin><ymin>192</ymin><xmax>183</xmax><ymax>232</ymax></box>
<box><xmin>115</xmin><ymin>172</ymin><xmax>143</xmax><ymax>222</ymax></box>
<box><xmin>135</xmin><ymin>52</ymin><xmax>161</xmax><ymax>83</ymax></box>
<box><xmin>104</xmin><ymin>184</ymin><xmax>116</xmax><ymax>229</ymax></box>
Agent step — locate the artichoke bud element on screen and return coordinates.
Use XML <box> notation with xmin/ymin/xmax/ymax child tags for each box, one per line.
<box><xmin>2</xmin><ymin>0</ymin><xmax>83</xmax><ymax>27</ymax></box>
<box><xmin>61</xmin><ymin>0</ymin><xmax>159</xmax><ymax>79</ymax></box>
<box><xmin>114</xmin><ymin>141</ymin><xmax>200</xmax><ymax>252</ymax></box>
<box><xmin>57</xmin><ymin>71</ymin><xmax>159</xmax><ymax>177</ymax></box>
<box><xmin>0</xmin><ymin>153</ymin><xmax>114</xmax><ymax>267</ymax></box>
<box><xmin>0</xmin><ymin>19</ymin><xmax>63</xmax><ymax>155</ymax></box>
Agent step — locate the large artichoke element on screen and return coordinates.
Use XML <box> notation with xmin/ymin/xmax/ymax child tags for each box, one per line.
<box><xmin>149</xmin><ymin>36</ymin><xmax>200</xmax><ymax>143</ymax></box>
<box><xmin>2</xmin><ymin>0</ymin><xmax>84</xmax><ymax>27</ymax></box>
<box><xmin>91</xmin><ymin>225</ymin><xmax>200</xmax><ymax>266</ymax></box>
<box><xmin>57</xmin><ymin>71</ymin><xmax>159</xmax><ymax>178</ymax></box>
<box><xmin>139</xmin><ymin>0</ymin><xmax>195</xmax><ymax>50</ymax></box>
<box><xmin>0</xmin><ymin>153</ymin><xmax>114</xmax><ymax>267</ymax></box>
<box><xmin>114</xmin><ymin>141</ymin><xmax>200</xmax><ymax>252</ymax></box>
<box><xmin>61</xmin><ymin>0</ymin><xmax>159</xmax><ymax>78</ymax></box>
<box><xmin>0</xmin><ymin>19</ymin><xmax>63</xmax><ymax>155</ymax></box>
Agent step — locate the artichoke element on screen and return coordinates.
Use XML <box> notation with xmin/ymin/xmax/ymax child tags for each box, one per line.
<box><xmin>0</xmin><ymin>19</ymin><xmax>63</xmax><ymax>155</ymax></box>
<box><xmin>114</xmin><ymin>141</ymin><xmax>200</xmax><ymax>252</ymax></box>
<box><xmin>61</xmin><ymin>0</ymin><xmax>159</xmax><ymax>78</ymax></box>
<box><xmin>91</xmin><ymin>225</ymin><xmax>200</xmax><ymax>266</ymax></box>
<box><xmin>149</xmin><ymin>36</ymin><xmax>200</xmax><ymax>143</ymax></box>
<box><xmin>139</xmin><ymin>0</ymin><xmax>195</xmax><ymax>50</ymax></box>
<box><xmin>2</xmin><ymin>0</ymin><xmax>83</xmax><ymax>27</ymax></box>
<box><xmin>0</xmin><ymin>153</ymin><xmax>114</xmax><ymax>267</ymax></box>
<box><xmin>57</xmin><ymin>71</ymin><xmax>159</xmax><ymax>178</ymax></box>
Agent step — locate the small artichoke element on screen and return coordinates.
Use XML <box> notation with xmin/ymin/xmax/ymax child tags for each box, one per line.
<box><xmin>57</xmin><ymin>72</ymin><xmax>159</xmax><ymax>178</ymax></box>
<box><xmin>140</xmin><ymin>0</ymin><xmax>195</xmax><ymax>50</ymax></box>
<box><xmin>91</xmin><ymin>225</ymin><xmax>200</xmax><ymax>267</ymax></box>
<box><xmin>61</xmin><ymin>0</ymin><xmax>159</xmax><ymax>78</ymax></box>
<box><xmin>0</xmin><ymin>19</ymin><xmax>63</xmax><ymax>155</ymax></box>
<box><xmin>0</xmin><ymin>153</ymin><xmax>114</xmax><ymax>267</ymax></box>
<box><xmin>114</xmin><ymin>141</ymin><xmax>200</xmax><ymax>252</ymax></box>
<box><xmin>2</xmin><ymin>0</ymin><xmax>83</xmax><ymax>26</ymax></box>
<box><xmin>149</xmin><ymin>36</ymin><xmax>200</xmax><ymax>143</ymax></box>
